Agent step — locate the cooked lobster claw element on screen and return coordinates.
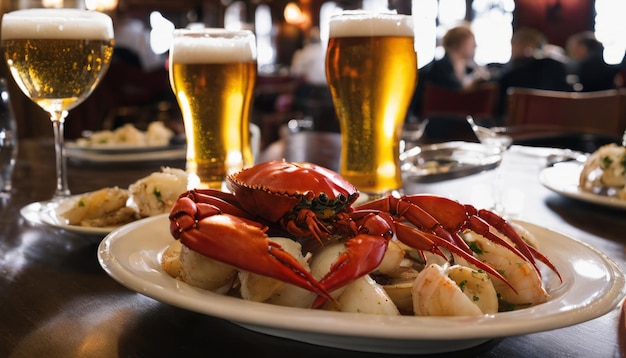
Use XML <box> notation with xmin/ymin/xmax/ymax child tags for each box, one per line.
<box><xmin>172</xmin><ymin>212</ymin><xmax>334</xmax><ymax>302</ymax></box>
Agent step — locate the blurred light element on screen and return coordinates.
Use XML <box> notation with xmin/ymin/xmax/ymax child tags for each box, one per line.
<box><xmin>149</xmin><ymin>11</ymin><xmax>175</xmax><ymax>55</ymax></box>
<box><xmin>225</xmin><ymin>1</ymin><xmax>246</xmax><ymax>30</ymax></box>
<box><xmin>595</xmin><ymin>0</ymin><xmax>626</xmax><ymax>65</ymax></box>
<box><xmin>42</xmin><ymin>0</ymin><xmax>64</xmax><ymax>8</ymax></box>
<box><xmin>255</xmin><ymin>4</ymin><xmax>274</xmax><ymax>67</ymax></box>
<box><xmin>284</xmin><ymin>2</ymin><xmax>306</xmax><ymax>25</ymax></box>
<box><xmin>412</xmin><ymin>0</ymin><xmax>437</xmax><ymax>68</ymax></box>
<box><xmin>85</xmin><ymin>0</ymin><xmax>119</xmax><ymax>11</ymax></box>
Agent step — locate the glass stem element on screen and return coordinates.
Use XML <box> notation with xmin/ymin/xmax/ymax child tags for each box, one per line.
<box><xmin>493</xmin><ymin>164</ymin><xmax>504</xmax><ymax>214</ymax></box>
<box><xmin>51</xmin><ymin>110</ymin><xmax>70</xmax><ymax>198</ymax></box>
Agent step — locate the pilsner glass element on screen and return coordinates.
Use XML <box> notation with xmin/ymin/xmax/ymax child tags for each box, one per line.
<box><xmin>326</xmin><ymin>11</ymin><xmax>417</xmax><ymax>200</ymax></box>
<box><xmin>1</xmin><ymin>9</ymin><xmax>113</xmax><ymax>199</ymax></box>
<box><xmin>169</xmin><ymin>28</ymin><xmax>257</xmax><ymax>190</ymax></box>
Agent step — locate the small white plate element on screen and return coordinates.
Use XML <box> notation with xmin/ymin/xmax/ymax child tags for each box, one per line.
<box><xmin>539</xmin><ymin>161</ymin><xmax>626</xmax><ymax>210</ymax></box>
<box><xmin>65</xmin><ymin>142</ymin><xmax>181</xmax><ymax>154</ymax></box>
<box><xmin>98</xmin><ymin>214</ymin><xmax>625</xmax><ymax>354</ymax></box>
<box><xmin>21</xmin><ymin>196</ymin><xmax>118</xmax><ymax>236</ymax></box>
<box><xmin>65</xmin><ymin>146</ymin><xmax>186</xmax><ymax>164</ymax></box>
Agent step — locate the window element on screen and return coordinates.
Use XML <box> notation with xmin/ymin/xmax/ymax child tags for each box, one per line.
<box><xmin>595</xmin><ymin>0</ymin><xmax>626</xmax><ymax>64</ymax></box>
<box><xmin>414</xmin><ymin>0</ymin><xmax>514</xmax><ymax>67</ymax></box>
<box><xmin>255</xmin><ymin>4</ymin><xmax>274</xmax><ymax>68</ymax></box>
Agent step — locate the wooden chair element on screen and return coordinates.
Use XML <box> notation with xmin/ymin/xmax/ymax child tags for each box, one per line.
<box><xmin>419</xmin><ymin>82</ymin><xmax>499</xmax><ymax>143</ymax></box>
<box><xmin>505</xmin><ymin>87</ymin><xmax>626</xmax><ymax>137</ymax></box>
<box><xmin>504</xmin><ymin>87</ymin><xmax>626</xmax><ymax>152</ymax></box>
<box><xmin>614</xmin><ymin>69</ymin><xmax>626</xmax><ymax>88</ymax></box>
<box><xmin>421</xmin><ymin>82</ymin><xmax>500</xmax><ymax>122</ymax></box>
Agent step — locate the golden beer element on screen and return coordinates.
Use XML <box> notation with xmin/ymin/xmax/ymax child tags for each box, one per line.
<box><xmin>1</xmin><ymin>9</ymin><xmax>114</xmax><ymax>198</ymax></box>
<box><xmin>169</xmin><ymin>29</ymin><xmax>257</xmax><ymax>189</ymax></box>
<box><xmin>3</xmin><ymin>39</ymin><xmax>114</xmax><ymax>113</ymax></box>
<box><xmin>326</xmin><ymin>13</ymin><xmax>417</xmax><ymax>198</ymax></box>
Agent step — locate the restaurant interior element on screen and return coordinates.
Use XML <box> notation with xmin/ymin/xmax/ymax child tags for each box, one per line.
<box><xmin>1</xmin><ymin>0</ymin><xmax>625</xmax><ymax>151</ymax></box>
<box><xmin>2</xmin><ymin>1</ymin><xmax>626</xmax><ymax>357</ymax></box>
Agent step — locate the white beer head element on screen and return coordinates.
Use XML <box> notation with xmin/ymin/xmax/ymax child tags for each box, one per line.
<box><xmin>328</xmin><ymin>11</ymin><xmax>414</xmax><ymax>38</ymax></box>
<box><xmin>170</xmin><ymin>29</ymin><xmax>257</xmax><ymax>64</ymax></box>
<box><xmin>1</xmin><ymin>9</ymin><xmax>113</xmax><ymax>40</ymax></box>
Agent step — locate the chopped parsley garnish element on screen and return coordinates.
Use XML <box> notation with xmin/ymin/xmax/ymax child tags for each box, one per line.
<box><xmin>468</xmin><ymin>242</ymin><xmax>484</xmax><ymax>254</ymax></box>
<box><xmin>153</xmin><ymin>188</ymin><xmax>163</xmax><ymax>203</ymax></box>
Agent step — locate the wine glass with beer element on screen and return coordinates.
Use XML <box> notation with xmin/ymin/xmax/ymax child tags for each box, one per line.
<box><xmin>169</xmin><ymin>28</ymin><xmax>257</xmax><ymax>190</ymax></box>
<box><xmin>326</xmin><ymin>11</ymin><xmax>417</xmax><ymax>200</ymax></box>
<box><xmin>1</xmin><ymin>9</ymin><xmax>114</xmax><ymax>200</ymax></box>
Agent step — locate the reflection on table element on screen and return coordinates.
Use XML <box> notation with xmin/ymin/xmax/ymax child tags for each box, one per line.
<box><xmin>1</xmin><ymin>136</ymin><xmax>625</xmax><ymax>358</ymax></box>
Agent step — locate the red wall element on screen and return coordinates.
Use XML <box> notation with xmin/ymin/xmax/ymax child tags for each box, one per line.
<box><xmin>513</xmin><ymin>0</ymin><xmax>595</xmax><ymax>47</ymax></box>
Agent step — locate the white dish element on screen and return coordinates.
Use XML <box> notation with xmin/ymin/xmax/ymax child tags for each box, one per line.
<box><xmin>65</xmin><ymin>142</ymin><xmax>181</xmax><ymax>154</ymax></box>
<box><xmin>98</xmin><ymin>214</ymin><xmax>625</xmax><ymax>354</ymax></box>
<box><xmin>539</xmin><ymin>161</ymin><xmax>626</xmax><ymax>210</ymax></box>
<box><xmin>21</xmin><ymin>196</ymin><xmax>118</xmax><ymax>236</ymax></box>
<box><xmin>65</xmin><ymin>146</ymin><xmax>186</xmax><ymax>164</ymax></box>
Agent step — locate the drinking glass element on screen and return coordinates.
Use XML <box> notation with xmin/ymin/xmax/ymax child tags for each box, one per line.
<box><xmin>169</xmin><ymin>28</ymin><xmax>257</xmax><ymax>190</ymax></box>
<box><xmin>1</xmin><ymin>9</ymin><xmax>114</xmax><ymax>199</ymax></box>
<box><xmin>466</xmin><ymin>116</ymin><xmax>513</xmax><ymax>213</ymax></box>
<box><xmin>326</xmin><ymin>11</ymin><xmax>417</xmax><ymax>200</ymax></box>
<box><xmin>0</xmin><ymin>78</ymin><xmax>17</xmax><ymax>195</ymax></box>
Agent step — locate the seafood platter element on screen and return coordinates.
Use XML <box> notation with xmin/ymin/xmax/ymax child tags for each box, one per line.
<box><xmin>540</xmin><ymin>143</ymin><xmax>626</xmax><ymax>209</ymax></box>
<box><xmin>97</xmin><ymin>161</ymin><xmax>625</xmax><ymax>354</ymax></box>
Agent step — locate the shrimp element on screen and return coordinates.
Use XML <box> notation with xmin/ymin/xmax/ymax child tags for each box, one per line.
<box><xmin>412</xmin><ymin>263</ymin><xmax>498</xmax><ymax>316</ymax></box>
<box><xmin>459</xmin><ymin>230</ymin><xmax>548</xmax><ymax>306</ymax></box>
<box><xmin>579</xmin><ymin>143</ymin><xmax>626</xmax><ymax>200</ymax></box>
<box><xmin>331</xmin><ymin>275</ymin><xmax>400</xmax><ymax>315</ymax></box>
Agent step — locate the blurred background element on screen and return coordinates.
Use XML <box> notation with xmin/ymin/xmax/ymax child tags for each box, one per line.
<box><xmin>0</xmin><ymin>0</ymin><xmax>624</xmax><ymax>149</ymax></box>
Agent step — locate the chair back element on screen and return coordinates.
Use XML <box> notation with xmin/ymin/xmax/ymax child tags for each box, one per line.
<box><xmin>421</xmin><ymin>82</ymin><xmax>499</xmax><ymax>121</ymax></box>
<box><xmin>615</xmin><ymin>69</ymin><xmax>626</xmax><ymax>88</ymax></box>
<box><xmin>505</xmin><ymin>87</ymin><xmax>626</xmax><ymax>137</ymax></box>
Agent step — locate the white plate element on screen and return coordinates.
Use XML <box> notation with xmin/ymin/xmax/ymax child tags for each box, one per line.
<box><xmin>65</xmin><ymin>142</ymin><xmax>181</xmax><ymax>154</ymax></box>
<box><xmin>65</xmin><ymin>146</ymin><xmax>186</xmax><ymax>164</ymax></box>
<box><xmin>539</xmin><ymin>161</ymin><xmax>626</xmax><ymax>210</ymax></box>
<box><xmin>98</xmin><ymin>214</ymin><xmax>625</xmax><ymax>354</ymax></box>
<box><xmin>21</xmin><ymin>196</ymin><xmax>118</xmax><ymax>236</ymax></box>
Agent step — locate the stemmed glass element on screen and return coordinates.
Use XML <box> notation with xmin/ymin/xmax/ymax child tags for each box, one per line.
<box><xmin>1</xmin><ymin>9</ymin><xmax>114</xmax><ymax>200</ymax></box>
<box><xmin>466</xmin><ymin>116</ymin><xmax>513</xmax><ymax>214</ymax></box>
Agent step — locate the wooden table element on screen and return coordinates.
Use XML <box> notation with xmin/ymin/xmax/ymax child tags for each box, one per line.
<box><xmin>1</xmin><ymin>135</ymin><xmax>625</xmax><ymax>357</ymax></box>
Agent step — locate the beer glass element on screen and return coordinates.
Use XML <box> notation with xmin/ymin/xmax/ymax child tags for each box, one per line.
<box><xmin>1</xmin><ymin>9</ymin><xmax>114</xmax><ymax>199</ymax></box>
<box><xmin>169</xmin><ymin>29</ymin><xmax>257</xmax><ymax>190</ymax></box>
<box><xmin>326</xmin><ymin>11</ymin><xmax>417</xmax><ymax>200</ymax></box>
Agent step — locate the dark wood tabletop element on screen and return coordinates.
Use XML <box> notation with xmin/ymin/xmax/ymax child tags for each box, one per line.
<box><xmin>2</xmin><ymin>134</ymin><xmax>625</xmax><ymax>358</ymax></box>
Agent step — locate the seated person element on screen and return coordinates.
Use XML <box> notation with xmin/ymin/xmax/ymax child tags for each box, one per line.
<box><xmin>566</xmin><ymin>31</ymin><xmax>620</xmax><ymax>92</ymax></box>
<box><xmin>408</xmin><ymin>24</ymin><xmax>489</xmax><ymax>119</ymax></box>
<box><xmin>494</xmin><ymin>28</ymin><xmax>572</xmax><ymax>118</ymax></box>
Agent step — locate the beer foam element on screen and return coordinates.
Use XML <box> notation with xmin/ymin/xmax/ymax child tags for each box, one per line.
<box><xmin>1</xmin><ymin>9</ymin><xmax>113</xmax><ymax>40</ymax></box>
<box><xmin>170</xmin><ymin>31</ymin><xmax>256</xmax><ymax>64</ymax></box>
<box><xmin>329</xmin><ymin>12</ymin><xmax>414</xmax><ymax>38</ymax></box>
